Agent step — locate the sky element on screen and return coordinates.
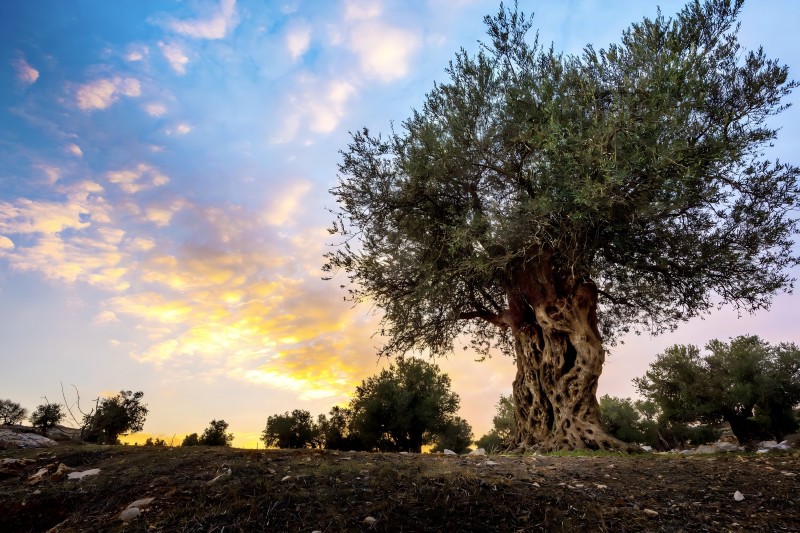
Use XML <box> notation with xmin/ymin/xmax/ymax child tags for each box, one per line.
<box><xmin>1</xmin><ymin>0</ymin><xmax>798</xmax><ymax>449</ymax></box>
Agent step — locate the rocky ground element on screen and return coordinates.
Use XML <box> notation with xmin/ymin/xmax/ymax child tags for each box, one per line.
<box><xmin>1</xmin><ymin>444</ymin><xmax>798</xmax><ymax>532</ymax></box>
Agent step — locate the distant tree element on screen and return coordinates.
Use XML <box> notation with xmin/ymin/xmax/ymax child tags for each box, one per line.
<box><xmin>349</xmin><ymin>358</ymin><xmax>460</xmax><ymax>453</ymax></box>
<box><xmin>476</xmin><ymin>395</ymin><xmax>515</xmax><ymax>452</ymax></box>
<box><xmin>326</xmin><ymin>0</ymin><xmax>800</xmax><ymax>451</ymax></box>
<box><xmin>598</xmin><ymin>396</ymin><xmax>645</xmax><ymax>444</ymax></box>
<box><xmin>181</xmin><ymin>432</ymin><xmax>200</xmax><ymax>447</ymax></box>
<box><xmin>636</xmin><ymin>336</ymin><xmax>800</xmax><ymax>446</ymax></box>
<box><xmin>262</xmin><ymin>410</ymin><xmax>319</xmax><ymax>449</ymax></box>
<box><xmin>0</xmin><ymin>399</ymin><xmax>28</xmax><ymax>425</ymax></box>
<box><xmin>144</xmin><ymin>437</ymin><xmax>166</xmax><ymax>447</ymax></box>
<box><xmin>199</xmin><ymin>419</ymin><xmax>235</xmax><ymax>447</ymax></box>
<box><xmin>82</xmin><ymin>391</ymin><xmax>148</xmax><ymax>444</ymax></box>
<box><xmin>432</xmin><ymin>416</ymin><xmax>473</xmax><ymax>454</ymax></box>
<box><xmin>30</xmin><ymin>403</ymin><xmax>65</xmax><ymax>435</ymax></box>
<box><xmin>317</xmin><ymin>406</ymin><xmax>362</xmax><ymax>451</ymax></box>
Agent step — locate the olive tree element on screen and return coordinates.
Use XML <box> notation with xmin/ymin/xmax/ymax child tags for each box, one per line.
<box><xmin>349</xmin><ymin>358</ymin><xmax>460</xmax><ymax>453</ymax></box>
<box><xmin>0</xmin><ymin>399</ymin><xmax>27</xmax><ymax>425</ymax></box>
<box><xmin>636</xmin><ymin>336</ymin><xmax>800</xmax><ymax>446</ymax></box>
<box><xmin>82</xmin><ymin>390</ymin><xmax>148</xmax><ymax>444</ymax></box>
<box><xmin>325</xmin><ymin>0</ymin><xmax>798</xmax><ymax>450</ymax></box>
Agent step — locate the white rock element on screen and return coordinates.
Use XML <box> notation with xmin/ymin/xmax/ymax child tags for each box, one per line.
<box><xmin>485</xmin><ymin>460</ymin><xmax>499</xmax><ymax>466</ymax></box>
<box><xmin>68</xmin><ymin>468</ymin><xmax>101</xmax><ymax>480</ymax></box>
<box><xmin>468</xmin><ymin>448</ymin><xmax>486</xmax><ymax>456</ymax></box>
<box><xmin>119</xmin><ymin>507</ymin><xmax>141</xmax><ymax>522</ymax></box>
<box><xmin>641</xmin><ymin>445</ymin><xmax>653</xmax><ymax>452</ymax></box>
<box><xmin>712</xmin><ymin>441</ymin><xmax>741</xmax><ymax>452</ymax></box>
<box><xmin>443</xmin><ymin>449</ymin><xmax>457</xmax><ymax>456</ymax></box>
<box><xmin>0</xmin><ymin>428</ymin><xmax>58</xmax><ymax>449</ymax></box>
<box><xmin>734</xmin><ymin>491</ymin><xmax>745</xmax><ymax>502</ymax></box>
<box><xmin>364</xmin><ymin>516</ymin><xmax>377</xmax><ymax>526</ymax></box>
<box><xmin>127</xmin><ymin>497</ymin><xmax>154</xmax><ymax>509</ymax></box>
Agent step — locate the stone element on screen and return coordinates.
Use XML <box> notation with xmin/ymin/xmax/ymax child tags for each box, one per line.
<box><xmin>641</xmin><ymin>445</ymin><xmax>653</xmax><ymax>452</ymax></box>
<box><xmin>758</xmin><ymin>440</ymin><xmax>791</xmax><ymax>451</ymax></box>
<box><xmin>363</xmin><ymin>516</ymin><xmax>377</xmax><ymax>526</ymax></box>
<box><xmin>485</xmin><ymin>460</ymin><xmax>499</xmax><ymax>466</ymax></box>
<box><xmin>27</xmin><ymin>468</ymin><xmax>50</xmax><ymax>485</ymax></box>
<box><xmin>734</xmin><ymin>491</ymin><xmax>745</xmax><ymax>502</ymax></box>
<box><xmin>126</xmin><ymin>497</ymin><xmax>154</xmax><ymax>509</ymax></box>
<box><xmin>68</xmin><ymin>468</ymin><xmax>101</xmax><ymax>480</ymax></box>
<box><xmin>443</xmin><ymin>449</ymin><xmax>457</xmax><ymax>456</ymax></box>
<box><xmin>119</xmin><ymin>507</ymin><xmax>141</xmax><ymax>522</ymax></box>
<box><xmin>712</xmin><ymin>441</ymin><xmax>741</xmax><ymax>452</ymax></box>
<box><xmin>51</xmin><ymin>463</ymin><xmax>73</xmax><ymax>481</ymax></box>
<box><xmin>468</xmin><ymin>448</ymin><xmax>486</xmax><ymax>456</ymax></box>
<box><xmin>0</xmin><ymin>428</ymin><xmax>58</xmax><ymax>449</ymax></box>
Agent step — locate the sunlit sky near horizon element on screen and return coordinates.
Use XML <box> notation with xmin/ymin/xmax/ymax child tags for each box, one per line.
<box><xmin>1</xmin><ymin>0</ymin><xmax>798</xmax><ymax>448</ymax></box>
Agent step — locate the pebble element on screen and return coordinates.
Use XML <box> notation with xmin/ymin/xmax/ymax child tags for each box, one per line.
<box><xmin>734</xmin><ymin>491</ymin><xmax>745</xmax><ymax>502</ymax></box>
<box><xmin>364</xmin><ymin>516</ymin><xmax>377</xmax><ymax>526</ymax></box>
<box><xmin>443</xmin><ymin>449</ymin><xmax>457</xmax><ymax>456</ymax></box>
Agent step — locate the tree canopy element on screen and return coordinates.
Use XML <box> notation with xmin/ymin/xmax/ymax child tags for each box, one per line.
<box><xmin>0</xmin><ymin>399</ymin><xmax>27</xmax><ymax>425</ymax></box>
<box><xmin>325</xmin><ymin>0</ymin><xmax>798</xmax><ymax>450</ymax></box>
<box><xmin>30</xmin><ymin>403</ymin><xmax>65</xmax><ymax>435</ymax></box>
<box><xmin>82</xmin><ymin>390</ymin><xmax>148</xmax><ymax>445</ymax></box>
<box><xmin>262</xmin><ymin>410</ymin><xmax>319</xmax><ymax>449</ymax></box>
<box><xmin>199</xmin><ymin>419</ymin><xmax>235</xmax><ymax>447</ymax></box>
<box><xmin>349</xmin><ymin>358</ymin><xmax>460</xmax><ymax>453</ymax></box>
<box><xmin>635</xmin><ymin>335</ymin><xmax>800</xmax><ymax>445</ymax></box>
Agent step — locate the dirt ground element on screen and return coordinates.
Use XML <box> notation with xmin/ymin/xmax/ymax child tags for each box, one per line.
<box><xmin>1</xmin><ymin>444</ymin><xmax>798</xmax><ymax>532</ymax></box>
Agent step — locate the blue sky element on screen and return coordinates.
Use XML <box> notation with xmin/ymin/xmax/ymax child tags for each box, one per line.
<box><xmin>1</xmin><ymin>0</ymin><xmax>798</xmax><ymax>447</ymax></box>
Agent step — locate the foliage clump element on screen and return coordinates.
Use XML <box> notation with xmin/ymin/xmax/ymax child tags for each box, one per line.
<box><xmin>636</xmin><ymin>335</ymin><xmax>800</xmax><ymax>446</ymax></box>
<box><xmin>82</xmin><ymin>391</ymin><xmax>148</xmax><ymax>445</ymax></box>
<box><xmin>0</xmin><ymin>399</ymin><xmax>28</xmax><ymax>425</ymax></box>
<box><xmin>30</xmin><ymin>403</ymin><xmax>65</xmax><ymax>435</ymax></box>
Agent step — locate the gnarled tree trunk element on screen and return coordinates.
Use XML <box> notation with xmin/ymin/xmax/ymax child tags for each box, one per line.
<box><xmin>504</xmin><ymin>262</ymin><xmax>633</xmax><ymax>452</ymax></box>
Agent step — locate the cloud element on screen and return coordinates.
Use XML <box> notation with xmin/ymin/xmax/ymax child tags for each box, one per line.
<box><xmin>348</xmin><ymin>22</ymin><xmax>420</xmax><ymax>81</ymax></box>
<box><xmin>272</xmin><ymin>76</ymin><xmax>355</xmax><ymax>143</ymax></box>
<box><xmin>12</xmin><ymin>54</ymin><xmax>39</xmax><ymax>85</ymax></box>
<box><xmin>168</xmin><ymin>0</ymin><xmax>238</xmax><ymax>40</ymax></box>
<box><xmin>93</xmin><ymin>310</ymin><xmax>119</xmax><ymax>325</ymax></box>
<box><xmin>262</xmin><ymin>180</ymin><xmax>312</xmax><ymax>226</ymax></box>
<box><xmin>75</xmin><ymin>77</ymin><xmax>142</xmax><ymax>111</ymax></box>
<box><xmin>125</xmin><ymin>45</ymin><xmax>149</xmax><ymax>62</ymax></box>
<box><xmin>106</xmin><ymin>163</ymin><xmax>170</xmax><ymax>194</ymax></box>
<box><xmin>344</xmin><ymin>0</ymin><xmax>382</xmax><ymax>21</ymax></box>
<box><xmin>144</xmin><ymin>102</ymin><xmax>168</xmax><ymax>117</ymax></box>
<box><xmin>67</xmin><ymin>144</ymin><xmax>83</xmax><ymax>157</ymax></box>
<box><xmin>158</xmin><ymin>41</ymin><xmax>190</xmax><ymax>75</ymax></box>
<box><xmin>165</xmin><ymin>123</ymin><xmax>192</xmax><ymax>135</ymax></box>
<box><xmin>285</xmin><ymin>22</ymin><xmax>311</xmax><ymax>60</ymax></box>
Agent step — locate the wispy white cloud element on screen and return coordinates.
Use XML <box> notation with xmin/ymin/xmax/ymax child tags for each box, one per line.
<box><xmin>67</xmin><ymin>143</ymin><xmax>83</xmax><ymax>157</ymax></box>
<box><xmin>168</xmin><ymin>0</ymin><xmax>238</xmax><ymax>40</ymax></box>
<box><xmin>344</xmin><ymin>0</ymin><xmax>382</xmax><ymax>21</ymax></box>
<box><xmin>285</xmin><ymin>21</ymin><xmax>312</xmax><ymax>60</ymax></box>
<box><xmin>272</xmin><ymin>76</ymin><xmax>355</xmax><ymax>143</ymax></box>
<box><xmin>106</xmin><ymin>163</ymin><xmax>169</xmax><ymax>194</ymax></box>
<box><xmin>93</xmin><ymin>310</ymin><xmax>119</xmax><ymax>325</ymax></box>
<box><xmin>158</xmin><ymin>41</ymin><xmax>190</xmax><ymax>74</ymax></box>
<box><xmin>12</xmin><ymin>54</ymin><xmax>39</xmax><ymax>85</ymax></box>
<box><xmin>75</xmin><ymin>77</ymin><xmax>141</xmax><ymax>111</ymax></box>
<box><xmin>144</xmin><ymin>102</ymin><xmax>168</xmax><ymax>117</ymax></box>
<box><xmin>347</xmin><ymin>22</ymin><xmax>420</xmax><ymax>82</ymax></box>
<box><xmin>164</xmin><ymin>122</ymin><xmax>192</xmax><ymax>135</ymax></box>
<box><xmin>125</xmin><ymin>44</ymin><xmax>149</xmax><ymax>62</ymax></box>
<box><xmin>262</xmin><ymin>180</ymin><xmax>312</xmax><ymax>226</ymax></box>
